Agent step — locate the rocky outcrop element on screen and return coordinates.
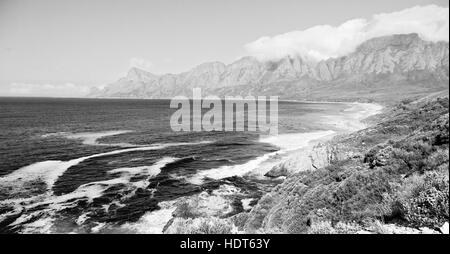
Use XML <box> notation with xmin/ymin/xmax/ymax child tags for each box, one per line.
<box><xmin>91</xmin><ymin>34</ymin><xmax>449</xmax><ymax>102</ymax></box>
<box><xmin>264</xmin><ymin>141</ymin><xmax>349</xmax><ymax>178</ymax></box>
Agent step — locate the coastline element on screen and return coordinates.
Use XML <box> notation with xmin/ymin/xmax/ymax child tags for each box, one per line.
<box><xmin>259</xmin><ymin>102</ymin><xmax>383</xmax><ymax>177</ymax></box>
<box><xmin>158</xmin><ymin>101</ymin><xmax>386</xmax><ymax>234</ymax></box>
<box><xmin>129</xmin><ymin>101</ymin><xmax>386</xmax><ymax>234</ymax></box>
<box><xmin>237</xmin><ymin>95</ymin><xmax>449</xmax><ymax>234</ymax></box>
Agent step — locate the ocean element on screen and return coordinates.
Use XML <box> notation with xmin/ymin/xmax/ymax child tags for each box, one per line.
<box><xmin>0</xmin><ymin>97</ymin><xmax>360</xmax><ymax>233</ymax></box>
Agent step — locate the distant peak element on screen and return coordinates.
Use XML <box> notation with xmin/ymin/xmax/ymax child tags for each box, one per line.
<box><xmin>128</xmin><ymin>66</ymin><xmax>152</xmax><ymax>74</ymax></box>
<box><xmin>192</xmin><ymin>61</ymin><xmax>226</xmax><ymax>70</ymax></box>
<box><xmin>126</xmin><ymin>67</ymin><xmax>157</xmax><ymax>81</ymax></box>
<box><xmin>357</xmin><ymin>33</ymin><xmax>423</xmax><ymax>52</ymax></box>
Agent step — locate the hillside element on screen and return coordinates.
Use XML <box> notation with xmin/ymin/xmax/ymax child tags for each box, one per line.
<box><xmin>90</xmin><ymin>34</ymin><xmax>449</xmax><ymax>103</ymax></box>
<box><xmin>232</xmin><ymin>96</ymin><xmax>449</xmax><ymax>234</ymax></box>
<box><xmin>159</xmin><ymin>94</ymin><xmax>449</xmax><ymax>234</ymax></box>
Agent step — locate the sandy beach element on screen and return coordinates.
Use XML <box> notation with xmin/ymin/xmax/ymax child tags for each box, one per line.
<box><xmin>259</xmin><ymin>102</ymin><xmax>384</xmax><ymax>177</ymax></box>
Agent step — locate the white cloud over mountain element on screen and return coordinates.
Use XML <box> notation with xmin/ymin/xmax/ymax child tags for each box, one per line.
<box><xmin>245</xmin><ymin>5</ymin><xmax>449</xmax><ymax>61</ymax></box>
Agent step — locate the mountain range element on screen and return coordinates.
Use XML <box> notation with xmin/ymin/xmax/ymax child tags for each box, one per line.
<box><xmin>89</xmin><ymin>33</ymin><xmax>449</xmax><ymax>103</ymax></box>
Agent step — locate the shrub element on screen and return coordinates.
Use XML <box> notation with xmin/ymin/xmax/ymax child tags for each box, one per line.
<box><xmin>285</xmin><ymin>214</ymin><xmax>309</xmax><ymax>234</ymax></box>
<box><xmin>424</xmin><ymin>149</ymin><xmax>449</xmax><ymax>172</ymax></box>
<box><xmin>308</xmin><ymin>221</ymin><xmax>336</xmax><ymax>234</ymax></box>
<box><xmin>243</xmin><ymin>194</ymin><xmax>276</xmax><ymax>232</ymax></box>
<box><xmin>235</xmin><ymin>98</ymin><xmax>449</xmax><ymax>233</ymax></box>
<box><xmin>332</xmin><ymin>169</ymin><xmax>393</xmax><ymax>221</ymax></box>
<box><xmin>398</xmin><ymin>171</ymin><xmax>449</xmax><ymax>227</ymax></box>
<box><xmin>230</xmin><ymin>212</ymin><xmax>249</xmax><ymax>230</ymax></box>
<box><xmin>334</xmin><ymin>221</ymin><xmax>362</xmax><ymax>234</ymax></box>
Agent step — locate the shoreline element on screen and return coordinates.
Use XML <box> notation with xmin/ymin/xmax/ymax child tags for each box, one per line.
<box><xmin>159</xmin><ymin>101</ymin><xmax>386</xmax><ymax>234</ymax></box>
<box><xmin>258</xmin><ymin>102</ymin><xmax>383</xmax><ymax>177</ymax></box>
<box><xmin>0</xmin><ymin>95</ymin><xmax>385</xmax><ymax>107</ymax></box>
<box><xmin>120</xmin><ymin>101</ymin><xmax>386</xmax><ymax>233</ymax></box>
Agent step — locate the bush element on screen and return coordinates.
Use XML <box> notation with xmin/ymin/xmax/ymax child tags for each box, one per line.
<box><xmin>402</xmin><ymin>171</ymin><xmax>449</xmax><ymax>227</ymax></box>
<box><xmin>243</xmin><ymin>194</ymin><xmax>276</xmax><ymax>232</ymax></box>
<box><xmin>424</xmin><ymin>149</ymin><xmax>449</xmax><ymax>172</ymax></box>
<box><xmin>393</xmin><ymin>171</ymin><xmax>449</xmax><ymax>227</ymax></box>
<box><xmin>230</xmin><ymin>212</ymin><xmax>249</xmax><ymax>230</ymax></box>
<box><xmin>236</xmin><ymin>98</ymin><xmax>449</xmax><ymax>233</ymax></box>
<box><xmin>334</xmin><ymin>221</ymin><xmax>362</xmax><ymax>234</ymax></box>
<box><xmin>308</xmin><ymin>221</ymin><xmax>336</xmax><ymax>234</ymax></box>
<box><xmin>332</xmin><ymin>169</ymin><xmax>393</xmax><ymax>221</ymax></box>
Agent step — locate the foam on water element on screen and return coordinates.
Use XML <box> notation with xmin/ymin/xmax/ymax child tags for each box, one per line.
<box><xmin>194</xmin><ymin>184</ymin><xmax>241</xmax><ymax>216</ymax></box>
<box><xmin>0</xmin><ymin>141</ymin><xmax>211</xmax><ymax>193</ymax></box>
<box><xmin>187</xmin><ymin>131</ymin><xmax>335</xmax><ymax>185</ymax></box>
<box><xmin>318</xmin><ymin>102</ymin><xmax>384</xmax><ymax>132</ymax></box>
<box><xmin>109</xmin><ymin>157</ymin><xmax>174</xmax><ymax>177</ymax></box>
<box><xmin>241</xmin><ymin>198</ymin><xmax>254</xmax><ymax>210</ymax></box>
<box><xmin>0</xmin><ymin>156</ymin><xmax>181</xmax><ymax>233</ymax></box>
<box><xmin>120</xmin><ymin>200</ymin><xmax>177</xmax><ymax>234</ymax></box>
<box><xmin>42</xmin><ymin>130</ymin><xmax>135</xmax><ymax>147</ymax></box>
<box><xmin>259</xmin><ymin>130</ymin><xmax>336</xmax><ymax>151</ymax></box>
<box><xmin>187</xmin><ymin>151</ymin><xmax>278</xmax><ymax>184</ymax></box>
<box><xmin>119</xmin><ymin>184</ymin><xmax>242</xmax><ymax>234</ymax></box>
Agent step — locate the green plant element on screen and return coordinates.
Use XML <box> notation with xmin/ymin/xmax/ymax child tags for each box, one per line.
<box><xmin>308</xmin><ymin>221</ymin><xmax>336</xmax><ymax>234</ymax></box>
<box><xmin>401</xmin><ymin>171</ymin><xmax>449</xmax><ymax>227</ymax></box>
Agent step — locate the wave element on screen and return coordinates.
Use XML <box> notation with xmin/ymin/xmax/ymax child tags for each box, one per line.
<box><xmin>316</xmin><ymin>102</ymin><xmax>384</xmax><ymax>132</ymax></box>
<box><xmin>186</xmin><ymin>131</ymin><xmax>335</xmax><ymax>185</ymax></box>
<box><xmin>108</xmin><ymin>157</ymin><xmax>178</xmax><ymax>189</ymax></box>
<box><xmin>0</xmin><ymin>141</ymin><xmax>211</xmax><ymax>193</ymax></box>
<box><xmin>119</xmin><ymin>184</ymin><xmax>242</xmax><ymax>234</ymax></box>
<box><xmin>259</xmin><ymin>130</ymin><xmax>335</xmax><ymax>151</ymax></box>
<box><xmin>42</xmin><ymin>130</ymin><xmax>136</xmax><ymax>147</ymax></box>
<box><xmin>0</xmin><ymin>156</ymin><xmax>179</xmax><ymax>233</ymax></box>
<box><xmin>187</xmin><ymin>152</ymin><xmax>278</xmax><ymax>185</ymax></box>
<box><xmin>119</xmin><ymin>200</ymin><xmax>178</xmax><ymax>234</ymax></box>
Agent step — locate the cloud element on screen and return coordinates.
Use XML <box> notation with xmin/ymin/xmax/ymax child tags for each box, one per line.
<box><xmin>129</xmin><ymin>57</ymin><xmax>154</xmax><ymax>72</ymax></box>
<box><xmin>2</xmin><ymin>82</ymin><xmax>91</xmax><ymax>97</ymax></box>
<box><xmin>245</xmin><ymin>5</ymin><xmax>449</xmax><ymax>61</ymax></box>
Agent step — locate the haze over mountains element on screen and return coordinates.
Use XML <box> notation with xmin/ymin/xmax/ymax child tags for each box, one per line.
<box><xmin>90</xmin><ymin>33</ymin><xmax>449</xmax><ymax>102</ymax></box>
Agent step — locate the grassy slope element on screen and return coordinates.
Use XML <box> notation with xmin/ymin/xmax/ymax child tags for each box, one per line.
<box><xmin>237</xmin><ymin>96</ymin><xmax>449</xmax><ymax>233</ymax></box>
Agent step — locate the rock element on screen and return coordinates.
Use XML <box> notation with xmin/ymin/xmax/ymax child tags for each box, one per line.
<box><xmin>419</xmin><ymin>227</ymin><xmax>438</xmax><ymax>234</ymax></box>
<box><xmin>371</xmin><ymin>146</ymin><xmax>394</xmax><ymax>167</ymax></box>
<box><xmin>356</xmin><ymin>230</ymin><xmax>372</xmax><ymax>234</ymax></box>
<box><xmin>264</xmin><ymin>163</ymin><xmax>289</xmax><ymax>178</ymax></box>
<box><xmin>439</xmin><ymin>222</ymin><xmax>449</xmax><ymax>234</ymax></box>
<box><xmin>379</xmin><ymin>224</ymin><xmax>421</xmax><ymax>234</ymax></box>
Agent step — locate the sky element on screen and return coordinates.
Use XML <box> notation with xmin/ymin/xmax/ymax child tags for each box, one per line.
<box><xmin>0</xmin><ymin>0</ymin><xmax>448</xmax><ymax>97</ymax></box>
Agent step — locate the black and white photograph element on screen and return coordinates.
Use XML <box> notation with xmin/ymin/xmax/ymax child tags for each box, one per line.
<box><xmin>0</xmin><ymin>0</ymin><xmax>448</xmax><ymax>243</ymax></box>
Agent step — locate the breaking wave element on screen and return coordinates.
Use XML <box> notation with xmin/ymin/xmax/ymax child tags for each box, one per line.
<box><xmin>0</xmin><ymin>156</ymin><xmax>180</xmax><ymax>233</ymax></box>
<box><xmin>186</xmin><ymin>130</ymin><xmax>335</xmax><ymax>184</ymax></box>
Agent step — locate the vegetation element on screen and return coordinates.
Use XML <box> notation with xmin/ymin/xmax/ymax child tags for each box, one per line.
<box><xmin>242</xmin><ymin>97</ymin><xmax>449</xmax><ymax>233</ymax></box>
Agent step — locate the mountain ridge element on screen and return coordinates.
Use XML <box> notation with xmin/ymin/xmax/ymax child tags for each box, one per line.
<box><xmin>90</xmin><ymin>33</ymin><xmax>449</xmax><ymax>103</ymax></box>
